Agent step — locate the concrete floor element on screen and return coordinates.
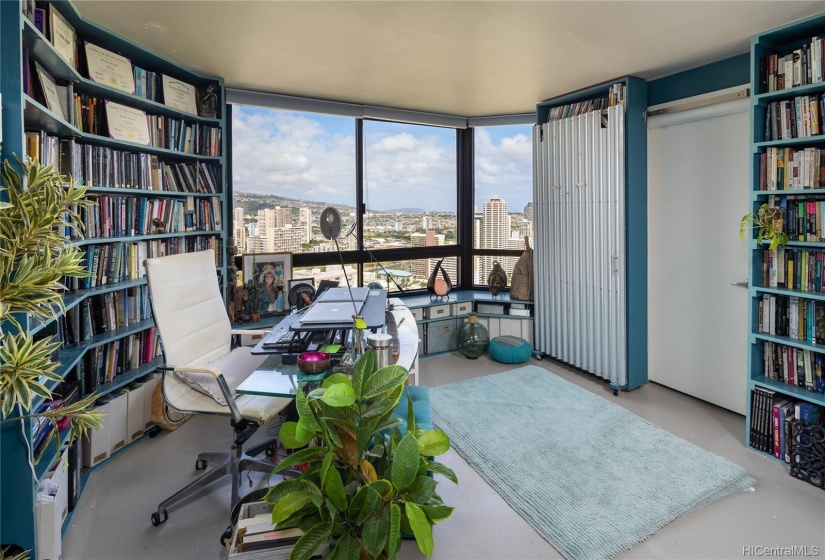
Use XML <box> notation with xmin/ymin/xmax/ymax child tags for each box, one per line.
<box><xmin>62</xmin><ymin>353</ymin><xmax>825</xmax><ymax>560</ymax></box>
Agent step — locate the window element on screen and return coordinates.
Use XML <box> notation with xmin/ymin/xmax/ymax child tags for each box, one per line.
<box><xmin>231</xmin><ymin>106</ymin><xmax>356</xmax><ymax>257</ymax></box>
<box><xmin>363</xmin><ymin>120</ymin><xmax>457</xmax><ymax>248</ymax></box>
<box><xmin>473</xmin><ymin>125</ymin><xmax>533</xmax><ymax>284</ymax></box>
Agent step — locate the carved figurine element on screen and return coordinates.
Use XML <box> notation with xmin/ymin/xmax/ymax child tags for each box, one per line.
<box><xmin>487</xmin><ymin>260</ymin><xmax>507</xmax><ymax>298</ymax></box>
<box><xmin>152</xmin><ymin>218</ymin><xmax>166</xmax><ymax>234</ymax></box>
<box><xmin>510</xmin><ymin>237</ymin><xmax>534</xmax><ymax>302</ymax></box>
<box><xmin>199</xmin><ymin>84</ymin><xmax>218</xmax><ymax>118</ymax></box>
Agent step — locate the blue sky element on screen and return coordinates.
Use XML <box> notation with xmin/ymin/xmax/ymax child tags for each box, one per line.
<box><xmin>231</xmin><ymin>106</ymin><xmax>533</xmax><ymax>212</ymax></box>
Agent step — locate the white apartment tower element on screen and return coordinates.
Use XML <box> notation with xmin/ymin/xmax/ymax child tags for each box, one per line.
<box><xmin>481</xmin><ymin>197</ymin><xmax>510</xmax><ymax>279</ymax></box>
<box><xmin>299</xmin><ymin>207</ymin><xmax>312</xmax><ymax>244</ymax></box>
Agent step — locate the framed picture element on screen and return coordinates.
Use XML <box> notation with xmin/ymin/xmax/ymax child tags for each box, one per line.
<box><xmin>287</xmin><ymin>277</ymin><xmax>315</xmax><ymax>292</ymax></box>
<box><xmin>242</xmin><ymin>252</ymin><xmax>292</xmax><ymax>317</ymax></box>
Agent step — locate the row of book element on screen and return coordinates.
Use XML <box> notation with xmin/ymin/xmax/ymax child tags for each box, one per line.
<box><xmin>74</xmin><ymin>328</ymin><xmax>161</xmax><ymax>395</ymax></box>
<box><xmin>758</xmin><ymin>146</ymin><xmax>825</xmax><ymax>191</ymax></box>
<box><xmin>25</xmin><ymin>132</ymin><xmax>221</xmax><ymax>194</ymax></box>
<box><xmin>763</xmin><ymin>95</ymin><xmax>823</xmax><ymax>142</ymax></box>
<box><xmin>764</xmin><ymin>195</ymin><xmax>825</xmax><ymax>243</ymax></box>
<box><xmin>79</xmin><ymin>194</ymin><xmax>222</xmax><ymax>239</ymax></box>
<box><xmin>62</xmin><ymin>287</ymin><xmax>152</xmax><ymax>347</ymax></box>
<box><xmin>761</xmin><ymin>247</ymin><xmax>825</xmax><ymax>293</ymax></box>
<box><xmin>762</xmin><ymin>341</ymin><xmax>825</xmax><ymax>393</ymax></box>
<box><xmin>759</xmin><ymin>38</ymin><xmax>825</xmax><ymax>94</ymax></box>
<box><xmin>545</xmin><ymin>83</ymin><xmax>626</xmax><ymax>123</ymax></box>
<box><xmin>71</xmin><ymin>93</ymin><xmax>221</xmax><ymax>156</ymax></box>
<box><xmin>749</xmin><ymin>386</ymin><xmax>822</xmax><ymax>459</ymax></box>
<box><xmin>758</xmin><ymin>293</ymin><xmax>825</xmax><ymax>344</ymax></box>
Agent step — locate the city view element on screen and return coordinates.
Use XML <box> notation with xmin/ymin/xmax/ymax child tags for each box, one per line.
<box><xmin>231</xmin><ymin>106</ymin><xmax>533</xmax><ymax>291</ymax></box>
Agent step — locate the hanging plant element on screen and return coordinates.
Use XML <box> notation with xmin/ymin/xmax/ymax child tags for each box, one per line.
<box><xmin>739</xmin><ymin>203</ymin><xmax>789</xmax><ymax>249</ymax></box>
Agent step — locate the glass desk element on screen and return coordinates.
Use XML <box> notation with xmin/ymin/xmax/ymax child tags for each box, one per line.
<box><xmin>234</xmin><ymin>354</ymin><xmax>303</xmax><ymax>398</ymax></box>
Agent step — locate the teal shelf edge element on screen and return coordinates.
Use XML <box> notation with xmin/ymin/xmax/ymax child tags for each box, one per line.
<box><xmin>75</xmin><ymin>230</ymin><xmax>223</xmax><ymax>246</ymax></box>
<box><xmin>750</xmin><ymin>375</ymin><xmax>825</xmax><ymax>406</ymax></box>
<box><xmin>473</xmin><ymin>313</ymin><xmax>534</xmax><ymax>320</ymax></box>
<box><xmin>85</xmin><ymin>186</ymin><xmax>220</xmax><ymax>198</ymax></box>
<box><xmin>752</xmin><ymin>189</ymin><xmax>825</xmax><ymax>199</ymax></box>
<box><xmin>753</xmin><ymin>82</ymin><xmax>825</xmax><ymax>104</ymax></box>
<box><xmin>22</xmin><ymin>18</ymin><xmax>221</xmax><ymax>126</ymax></box>
<box><xmin>753</xmin><ymin>239</ymin><xmax>825</xmax><ymax>249</ymax></box>
<box><xmin>754</xmin><ymin>135</ymin><xmax>825</xmax><ymax>149</ymax></box>
<box><xmin>24</xmin><ymin>96</ymin><xmax>222</xmax><ymax>162</ymax></box>
<box><xmin>752</xmin><ymin>285</ymin><xmax>825</xmax><ymax>301</ymax></box>
<box><xmin>62</xmin><ymin>277</ymin><xmax>148</xmax><ymax>312</ymax></box>
<box><xmin>33</xmin><ymin>427</ymin><xmax>74</xmax><ymax>482</ymax></box>
<box><xmin>750</xmin><ymin>331</ymin><xmax>825</xmax><ymax>353</ymax></box>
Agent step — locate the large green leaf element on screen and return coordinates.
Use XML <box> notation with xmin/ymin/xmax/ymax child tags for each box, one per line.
<box><xmin>323</xmin><ymin>465</ymin><xmax>347</xmax><ymax>512</ymax></box>
<box><xmin>329</xmin><ymin>532</ymin><xmax>360</xmax><ymax>560</ymax></box>
<box><xmin>270</xmin><ymin>447</ymin><xmax>326</xmax><ymax>475</ymax></box>
<box><xmin>322</xmin><ymin>373</ymin><xmax>351</xmax><ymax>388</ymax></box>
<box><xmin>289</xmin><ymin>521</ymin><xmax>332</xmax><ymax>560</ymax></box>
<box><xmin>361</xmin><ymin>508</ymin><xmax>390</xmax><ymax>559</ymax></box>
<box><xmin>390</xmin><ymin>433</ymin><xmax>419</xmax><ymax>491</ymax></box>
<box><xmin>348</xmin><ymin>483</ymin><xmax>383</xmax><ymax>525</ymax></box>
<box><xmin>265</xmin><ymin>479</ymin><xmax>322</xmax><ymax>505</ymax></box>
<box><xmin>426</xmin><ymin>461</ymin><xmax>458</xmax><ymax>485</ymax></box>
<box><xmin>321</xmin><ymin>383</ymin><xmax>356</xmax><ymax>407</ymax></box>
<box><xmin>361</xmin><ymin>397</ymin><xmax>398</xmax><ymax>419</ymax></box>
<box><xmin>362</xmin><ymin>365</ymin><xmax>408</xmax><ymax>399</ymax></box>
<box><xmin>295</xmin><ymin>387</ymin><xmax>320</xmax><ymax>431</ymax></box>
<box><xmin>272</xmin><ymin>492</ymin><xmax>319</xmax><ymax>524</ymax></box>
<box><xmin>416</xmin><ymin>430</ymin><xmax>451</xmax><ymax>456</ymax></box>
<box><xmin>420</xmin><ymin>503</ymin><xmax>455</xmax><ymax>523</ymax></box>
<box><xmin>279</xmin><ymin>422</ymin><xmax>314</xmax><ymax>449</ymax></box>
<box><xmin>405</xmin><ymin>503</ymin><xmax>434</xmax><ymax>559</ymax></box>
<box><xmin>403</xmin><ymin>476</ymin><xmax>438</xmax><ymax>504</ymax></box>
<box><xmin>352</xmin><ymin>350</ymin><xmax>375</xmax><ymax>400</ymax></box>
<box><xmin>387</xmin><ymin>503</ymin><xmax>402</xmax><ymax>560</ymax></box>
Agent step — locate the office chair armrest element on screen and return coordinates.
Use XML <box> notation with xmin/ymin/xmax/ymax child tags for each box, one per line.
<box><xmin>173</xmin><ymin>366</ymin><xmax>243</xmax><ymax>423</ymax></box>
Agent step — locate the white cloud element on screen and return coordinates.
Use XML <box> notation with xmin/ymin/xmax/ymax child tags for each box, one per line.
<box><xmin>474</xmin><ymin>127</ymin><xmax>533</xmax><ymax>211</ymax></box>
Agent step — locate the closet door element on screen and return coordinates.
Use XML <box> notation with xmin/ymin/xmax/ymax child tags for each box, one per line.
<box><xmin>647</xmin><ymin>91</ymin><xmax>749</xmax><ymax>414</ymax></box>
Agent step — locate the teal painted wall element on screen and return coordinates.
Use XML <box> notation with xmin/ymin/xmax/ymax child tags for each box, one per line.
<box><xmin>647</xmin><ymin>53</ymin><xmax>750</xmax><ymax>106</ymax></box>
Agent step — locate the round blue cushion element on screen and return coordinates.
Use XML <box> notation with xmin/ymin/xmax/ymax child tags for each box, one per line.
<box><xmin>488</xmin><ymin>335</ymin><xmax>532</xmax><ymax>364</ymax></box>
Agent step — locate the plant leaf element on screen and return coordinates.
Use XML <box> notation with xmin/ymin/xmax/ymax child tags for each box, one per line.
<box><xmin>329</xmin><ymin>531</ymin><xmax>359</xmax><ymax>560</ymax></box>
<box><xmin>272</xmin><ymin>492</ymin><xmax>318</xmax><ymax>524</ymax></box>
<box><xmin>360</xmin><ymin>459</ymin><xmax>377</xmax><ymax>483</ymax></box>
<box><xmin>322</xmin><ymin>372</ymin><xmax>351</xmax><ymax>388</ymax></box>
<box><xmin>289</xmin><ymin>521</ymin><xmax>332</xmax><ymax>560</ymax></box>
<box><xmin>420</xmin><ymin>503</ymin><xmax>455</xmax><ymax>523</ymax></box>
<box><xmin>323</xmin><ymin>465</ymin><xmax>347</xmax><ymax>512</ymax></box>
<box><xmin>352</xmin><ymin>350</ymin><xmax>375</xmax><ymax>401</ymax></box>
<box><xmin>361</xmin><ymin>508</ymin><xmax>390</xmax><ymax>559</ymax></box>
<box><xmin>295</xmin><ymin>386</ymin><xmax>321</xmax><ymax>432</ymax></box>
<box><xmin>405</xmin><ymin>502</ymin><xmax>434</xmax><ymax>558</ymax></box>
<box><xmin>403</xmin><ymin>476</ymin><xmax>438</xmax><ymax>504</ymax></box>
<box><xmin>387</xmin><ymin>502</ymin><xmax>401</xmax><ymax>559</ymax></box>
<box><xmin>270</xmin><ymin>446</ymin><xmax>326</xmax><ymax>474</ymax></box>
<box><xmin>426</xmin><ymin>461</ymin><xmax>458</xmax><ymax>485</ymax></box>
<box><xmin>321</xmin><ymin>383</ymin><xmax>356</xmax><ymax>407</ymax></box>
<box><xmin>416</xmin><ymin>430</ymin><xmax>451</xmax><ymax>456</ymax></box>
<box><xmin>390</xmin><ymin>433</ymin><xmax>419</xmax><ymax>491</ymax></box>
<box><xmin>265</xmin><ymin>479</ymin><xmax>322</xmax><ymax>506</ymax></box>
<box><xmin>279</xmin><ymin>422</ymin><xmax>314</xmax><ymax>449</ymax></box>
<box><xmin>362</xmin><ymin>365</ymin><xmax>408</xmax><ymax>399</ymax></box>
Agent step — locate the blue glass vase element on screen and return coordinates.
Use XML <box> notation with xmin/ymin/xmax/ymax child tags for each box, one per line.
<box><xmin>457</xmin><ymin>314</ymin><xmax>489</xmax><ymax>359</ymax></box>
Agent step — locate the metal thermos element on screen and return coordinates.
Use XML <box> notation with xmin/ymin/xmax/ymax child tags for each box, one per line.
<box><xmin>367</xmin><ymin>333</ymin><xmax>393</xmax><ymax>370</ymax></box>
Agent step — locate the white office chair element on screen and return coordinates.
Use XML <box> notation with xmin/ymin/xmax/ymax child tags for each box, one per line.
<box><xmin>144</xmin><ymin>249</ymin><xmax>293</xmax><ymax>529</ymax></box>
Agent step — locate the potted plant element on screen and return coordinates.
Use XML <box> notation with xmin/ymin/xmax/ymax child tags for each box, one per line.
<box><xmin>0</xmin><ymin>157</ymin><xmax>102</xmax><ymax>481</ymax></box>
<box><xmin>263</xmin><ymin>351</ymin><xmax>456</xmax><ymax>560</ymax></box>
<box><xmin>740</xmin><ymin>203</ymin><xmax>789</xmax><ymax>249</ymax></box>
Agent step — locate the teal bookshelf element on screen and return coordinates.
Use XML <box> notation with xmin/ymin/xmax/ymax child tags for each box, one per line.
<box><xmin>745</xmin><ymin>12</ymin><xmax>825</xmax><ymax>463</ymax></box>
<box><xmin>0</xmin><ymin>0</ymin><xmax>228</xmax><ymax>554</ymax></box>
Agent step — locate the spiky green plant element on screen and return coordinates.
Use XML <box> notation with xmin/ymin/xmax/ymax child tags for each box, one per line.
<box><xmin>0</xmin><ymin>157</ymin><xmax>102</xmax><ymax>440</ymax></box>
<box><xmin>264</xmin><ymin>350</ymin><xmax>456</xmax><ymax>560</ymax></box>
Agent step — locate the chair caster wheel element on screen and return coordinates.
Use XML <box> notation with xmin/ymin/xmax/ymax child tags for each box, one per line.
<box><xmin>195</xmin><ymin>459</ymin><xmax>208</xmax><ymax>470</ymax></box>
<box><xmin>265</xmin><ymin>446</ymin><xmax>276</xmax><ymax>458</ymax></box>
<box><xmin>613</xmin><ymin>389</ymin><xmax>619</xmax><ymax>396</ymax></box>
<box><xmin>151</xmin><ymin>510</ymin><xmax>168</xmax><ymax>527</ymax></box>
<box><xmin>220</xmin><ymin>526</ymin><xmax>233</xmax><ymax>546</ymax></box>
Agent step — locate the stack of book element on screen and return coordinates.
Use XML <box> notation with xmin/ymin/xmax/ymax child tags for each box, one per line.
<box><xmin>749</xmin><ymin>387</ymin><xmax>823</xmax><ymax>463</ymax></box>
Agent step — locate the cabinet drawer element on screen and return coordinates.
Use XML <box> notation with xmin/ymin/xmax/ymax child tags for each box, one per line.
<box><xmin>423</xmin><ymin>304</ymin><xmax>451</xmax><ymax>319</ymax></box>
<box><xmin>451</xmin><ymin>302</ymin><xmax>472</xmax><ymax>316</ymax></box>
<box><xmin>410</xmin><ymin>307</ymin><xmax>424</xmax><ymax>322</ymax></box>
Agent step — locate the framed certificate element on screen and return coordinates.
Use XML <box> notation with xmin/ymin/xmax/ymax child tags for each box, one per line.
<box><xmin>85</xmin><ymin>42</ymin><xmax>136</xmax><ymax>94</ymax></box>
<box><xmin>48</xmin><ymin>8</ymin><xmax>77</xmax><ymax>69</ymax></box>
<box><xmin>34</xmin><ymin>63</ymin><xmax>65</xmax><ymax>120</ymax></box>
<box><xmin>162</xmin><ymin>75</ymin><xmax>198</xmax><ymax>115</ymax></box>
<box><xmin>105</xmin><ymin>101</ymin><xmax>150</xmax><ymax>145</ymax></box>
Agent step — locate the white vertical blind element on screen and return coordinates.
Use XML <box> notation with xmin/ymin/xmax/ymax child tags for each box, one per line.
<box><xmin>533</xmin><ymin>106</ymin><xmax>626</xmax><ymax>387</ymax></box>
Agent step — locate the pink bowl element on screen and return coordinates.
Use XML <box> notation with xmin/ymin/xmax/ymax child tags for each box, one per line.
<box><xmin>297</xmin><ymin>351</ymin><xmax>331</xmax><ymax>374</ymax></box>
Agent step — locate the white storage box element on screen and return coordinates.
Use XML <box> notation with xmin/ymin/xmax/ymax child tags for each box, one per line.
<box><xmin>36</xmin><ymin>449</ymin><xmax>69</xmax><ymax>560</ymax></box>
<box><xmin>83</xmin><ymin>397</ymin><xmax>112</xmax><ymax>468</ymax></box>
<box><xmin>126</xmin><ymin>382</ymin><xmax>146</xmax><ymax>442</ymax></box>
<box><xmin>423</xmin><ymin>304</ymin><xmax>450</xmax><ymax>320</ymax></box>
<box><xmin>451</xmin><ymin>301</ymin><xmax>472</xmax><ymax>316</ymax></box>
<box><xmin>409</xmin><ymin>307</ymin><xmax>424</xmax><ymax>322</ymax></box>
<box><xmin>108</xmin><ymin>392</ymin><xmax>129</xmax><ymax>454</ymax></box>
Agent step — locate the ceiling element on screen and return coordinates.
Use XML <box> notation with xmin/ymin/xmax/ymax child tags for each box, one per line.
<box><xmin>73</xmin><ymin>1</ymin><xmax>825</xmax><ymax>117</ymax></box>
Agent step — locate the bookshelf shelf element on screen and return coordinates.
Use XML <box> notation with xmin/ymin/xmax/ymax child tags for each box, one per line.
<box><xmin>2</xmin><ymin>1</ymin><xmax>229</xmax><ymax>555</ymax></box>
<box><xmin>745</xmin><ymin>11</ymin><xmax>825</xmax><ymax>468</ymax></box>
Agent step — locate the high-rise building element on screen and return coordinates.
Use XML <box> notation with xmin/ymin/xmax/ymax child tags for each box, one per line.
<box><xmin>421</xmin><ymin>215</ymin><xmax>432</xmax><ymax>230</ymax></box>
<box><xmin>233</xmin><ymin>208</ymin><xmax>246</xmax><ymax>253</ymax></box>
<box><xmin>266</xmin><ymin>225</ymin><xmax>303</xmax><ymax>254</ymax></box>
<box><xmin>518</xmin><ymin>219</ymin><xmax>533</xmax><ymax>242</ymax></box>
<box><xmin>299</xmin><ymin>207</ymin><xmax>312</xmax><ymax>244</ymax></box>
<box><xmin>473</xmin><ymin>213</ymin><xmax>483</xmax><ymax>250</ymax></box>
<box><xmin>481</xmin><ymin>197</ymin><xmax>509</xmax><ymax>280</ymax></box>
<box><xmin>246</xmin><ymin>235</ymin><xmax>266</xmax><ymax>254</ymax></box>
<box><xmin>523</xmin><ymin>202</ymin><xmax>534</xmax><ymax>222</ymax></box>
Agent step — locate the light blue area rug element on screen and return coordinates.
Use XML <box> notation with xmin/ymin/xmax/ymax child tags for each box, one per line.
<box><xmin>430</xmin><ymin>366</ymin><xmax>756</xmax><ymax>560</ymax></box>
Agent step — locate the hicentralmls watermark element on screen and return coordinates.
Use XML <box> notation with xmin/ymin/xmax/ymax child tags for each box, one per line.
<box><xmin>743</xmin><ymin>545</ymin><xmax>821</xmax><ymax>557</ymax></box>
